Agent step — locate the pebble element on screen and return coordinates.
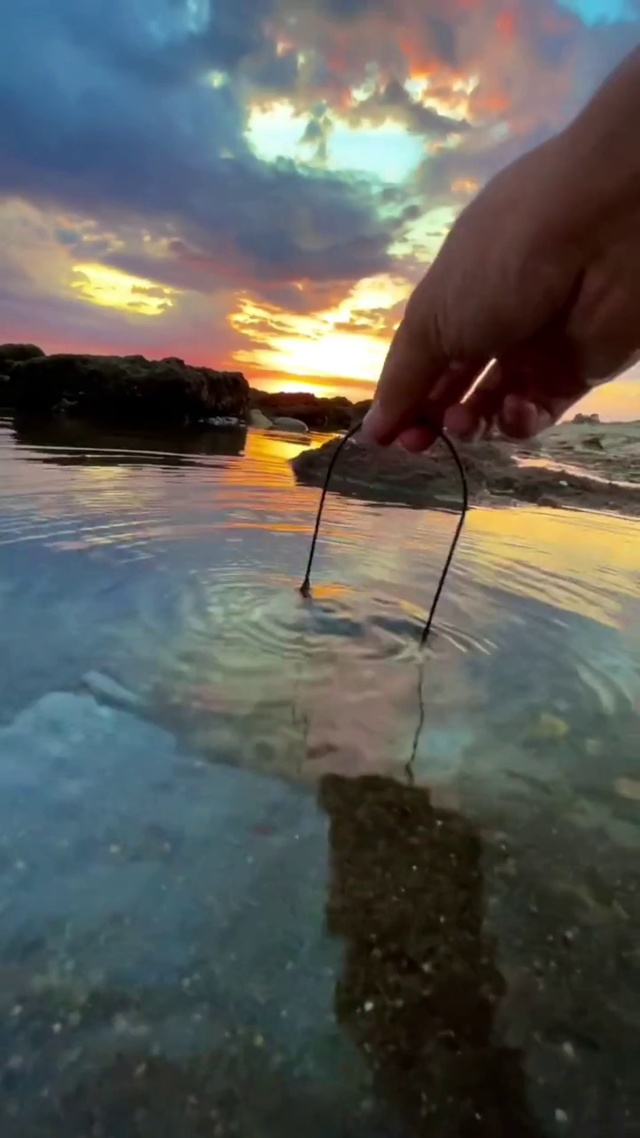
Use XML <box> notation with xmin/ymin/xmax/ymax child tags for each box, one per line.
<box><xmin>555</xmin><ymin>1108</ymin><xmax>569</xmax><ymax>1124</ymax></box>
<box><xmin>614</xmin><ymin>778</ymin><xmax>640</xmax><ymax>802</ymax></box>
<box><xmin>206</xmin><ymin>416</ymin><xmax>240</xmax><ymax>428</ymax></box>
<box><xmin>528</xmin><ymin>712</ymin><xmax>569</xmax><ymax>742</ymax></box>
<box><xmin>82</xmin><ymin>671</ymin><xmax>143</xmax><ymax>711</ymax></box>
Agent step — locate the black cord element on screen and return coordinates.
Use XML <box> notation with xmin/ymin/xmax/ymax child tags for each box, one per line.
<box><xmin>300</xmin><ymin>417</ymin><xmax>469</xmax><ymax>646</ymax></box>
<box><xmin>299</xmin><ymin>417</ymin><xmax>469</xmax><ymax>782</ymax></box>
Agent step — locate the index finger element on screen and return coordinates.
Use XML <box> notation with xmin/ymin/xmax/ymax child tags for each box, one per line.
<box><xmin>359</xmin><ymin>310</ymin><xmax>449</xmax><ymax>445</ymax></box>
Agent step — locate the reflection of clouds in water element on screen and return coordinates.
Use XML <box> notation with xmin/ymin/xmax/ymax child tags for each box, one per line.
<box><xmin>462</xmin><ymin>506</ymin><xmax>638</xmax><ymax>629</ymax></box>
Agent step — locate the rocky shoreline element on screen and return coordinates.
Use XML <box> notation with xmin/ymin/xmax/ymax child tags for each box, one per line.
<box><xmin>0</xmin><ymin>343</ymin><xmax>249</xmax><ymax>427</ymax></box>
<box><xmin>249</xmin><ymin>388</ymin><xmax>370</xmax><ymax>431</ymax></box>
<box><xmin>0</xmin><ymin>343</ymin><xmax>366</xmax><ymax>432</ymax></box>
<box><xmin>2</xmin><ymin>342</ymin><xmax>638</xmax><ymax>516</ymax></box>
<box><xmin>291</xmin><ymin>423</ymin><xmax>640</xmax><ymax>517</ymax></box>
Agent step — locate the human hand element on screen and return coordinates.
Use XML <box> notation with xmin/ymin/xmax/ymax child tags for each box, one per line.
<box><xmin>361</xmin><ymin>130</ymin><xmax>640</xmax><ymax>451</ymax></box>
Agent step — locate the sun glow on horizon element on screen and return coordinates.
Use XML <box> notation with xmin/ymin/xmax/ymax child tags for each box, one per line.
<box><xmin>230</xmin><ymin>273</ymin><xmax>407</xmax><ymax>384</ymax></box>
<box><xmin>265</xmin><ymin>377</ymin><xmax>331</xmax><ymax>396</ymax></box>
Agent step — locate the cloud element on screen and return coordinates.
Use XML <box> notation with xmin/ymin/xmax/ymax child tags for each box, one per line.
<box><xmin>0</xmin><ymin>0</ymin><xmax>402</xmax><ymax>298</ymax></box>
<box><xmin>0</xmin><ymin>0</ymin><xmax>638</xmax><ymax>417</ymax></box>
<box><xmin>348</xmin><ymin>77</ymin><xmax>470</xmax><ymax>135</ymax></box>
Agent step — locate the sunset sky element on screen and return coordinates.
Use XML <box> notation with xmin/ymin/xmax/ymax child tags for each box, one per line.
<box><xmin>0</xmin><ymin>0</ymin><xmax>639</xmax><ymax>417</ymax></box>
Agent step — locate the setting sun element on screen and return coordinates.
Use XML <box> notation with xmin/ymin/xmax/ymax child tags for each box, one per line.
<box><xmin>230</xmin><ymin>274</ymin><xmax>405</xmax><ymax>389</ymax></box>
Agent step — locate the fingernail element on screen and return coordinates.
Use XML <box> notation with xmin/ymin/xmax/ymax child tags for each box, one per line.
<box><xmin>358</xmin><ymin>401</ymin><xmax>386</xmax><ymax>445</ymax></box>
<box><xmin>444</xmin><ymin>404</ymin><xmax>475</xmax><ymax>438</ymax></box>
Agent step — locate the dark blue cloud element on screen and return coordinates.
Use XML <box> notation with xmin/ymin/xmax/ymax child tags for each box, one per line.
<box><xmin>0</xmin><ymin>0</ymin><xmax>403</xmax><ymax>292</ymax></box>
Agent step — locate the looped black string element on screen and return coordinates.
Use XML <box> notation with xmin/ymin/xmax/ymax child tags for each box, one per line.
<box><xmin>299</xmin><ymin>416</ymin><xmax>470</xmax><ymax>781</ymax></box>
<box><xmin>300</xmin><ymin>417</ymin><xmax>468</xmax><ymax>644</ymax></box>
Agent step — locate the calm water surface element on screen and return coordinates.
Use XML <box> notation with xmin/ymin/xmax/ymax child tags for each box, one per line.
<box><xmin>0</xmin><ymin>416</ymin><xmax>638</xmax><ymax>1137</ymax></box>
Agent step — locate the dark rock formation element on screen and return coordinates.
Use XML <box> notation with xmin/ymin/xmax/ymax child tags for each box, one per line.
<box><xmin>292</xmin><ymin>435</ymin><xmax>512</xmax><ymax>508</ymax></box>
<box><xmin>292</xmin><ymin>435</ymin><xmax>640</xmax><ymax>515</ymax></box>
<box><xmin>0</xmin><ymin>342</ymin><xmax>45</xmax><ymax>366</ymax></box>
<box><xmin>572</xmin><ymin>412</ymin><xmax>600</xmax><ymax>424</ymax></box>
<box><xmin>9</xmin><ymin>353</ymin><xmax>249</xmax><ymax>425</ymax></box>
<box><xmin>0</xmin><ymin>343</ymin><xmax>46</xmax><ymax>406</ymax></box>
<box><xmin>249</xmin><ymin>388</ymin><xmax>361</xmax><ymax>431</ymax></box>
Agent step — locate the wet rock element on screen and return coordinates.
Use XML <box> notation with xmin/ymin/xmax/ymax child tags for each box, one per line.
<box><xmin>249</xmin><ymin>389</ymin><xmax>355</xmax><ymax>430</ymax></box>
<box><xmin>291</xmin><ymin>435</ymin><xmax>517</xmax><ymax>509</ymax></box>
<box><xmin>270</xmin><ymin>416</ymin><xmax>309</xmax><ymax>434</ymax></box>
<box><xmin>9</xmin><ymin>353</ymin><xmax>249</xmax><ymax>426</ymax></box>
<box><xmin>291</xmin><ymin>436</ymin><xmax>640</xmax><ymax>515</ymax></box>
<box><xmin>248</xmin><ymin>408</ymin><xmax>272</xmax><ymax>428</ymax></box>
<box><xmin>0</xmin><ymin>344</ymin><xmax>46</xmax><ymax>406</ymax></box>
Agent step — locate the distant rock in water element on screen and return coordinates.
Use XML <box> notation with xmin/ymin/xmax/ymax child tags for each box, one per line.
<box><xmin>248</xmin><ymin>408</ymin><xmax>273</xmax><ymax>428</ymax></box>
<box><xmin>249</xmin><ymin>388</ymin><xmax>362</xmax><ymax>431</ymax></box>
<box><xmin>9</xmin><ymin>353</ymin><xmax>249</xmax><ymax>426</ymax></box>
<box><xmin>572</xmin><ymin>412</ymin><xmax>600</xmax><ymax>424</ymax></box>
<box><xmin>270</xmin><ymin>416</ymin><xmax>309</xmax><ymax>434</ymax></box>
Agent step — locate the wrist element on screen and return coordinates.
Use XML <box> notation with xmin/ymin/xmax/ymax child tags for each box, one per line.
<box><xmin>557</xmin><ymin>121</ymin><xmax>640</xmax><ymax>237</ymax></box>
<box><xmin>553</xmin><ymin>47</ymin><xmax>640</xmax><ymax>237</ymax></box>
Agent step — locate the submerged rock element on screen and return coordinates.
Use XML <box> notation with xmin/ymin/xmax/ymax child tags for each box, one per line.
<box><xmin>205</xmin><ymin>415</ymin><xmax>241</xmax><ymax>427</ymax></box>
<box><xmin>9</xmin><ymin>353</ymin><xmax>249</xmax><ymax>425</ymax></box>
<box><xmin>81</xmin><ymin>670</ymin><xmax>143</xmax><ymax>712</ymax></box>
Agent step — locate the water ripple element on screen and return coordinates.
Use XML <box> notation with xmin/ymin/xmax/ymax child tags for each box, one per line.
<box><xmin>0</xmin><ymin>420</ymin><xmax>637</xmax><ymax>744</ymax></box>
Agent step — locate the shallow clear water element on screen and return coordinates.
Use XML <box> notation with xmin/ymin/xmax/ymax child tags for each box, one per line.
<box><xmin>0</xmin><ymin>415</ymin><xmax>638</xmax><ymax>1136</ymax></box>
